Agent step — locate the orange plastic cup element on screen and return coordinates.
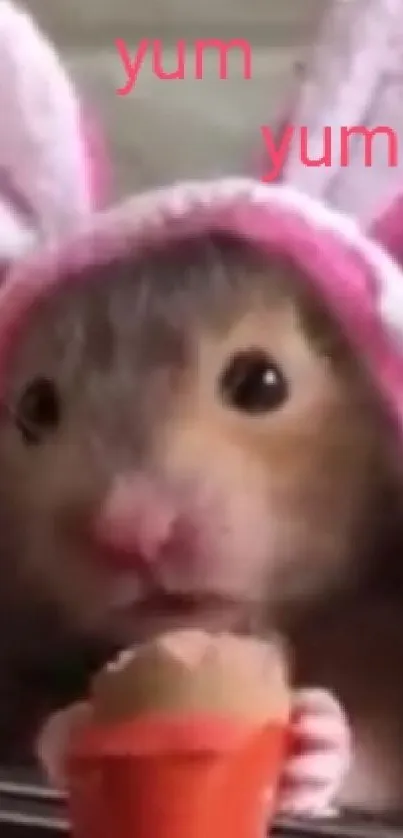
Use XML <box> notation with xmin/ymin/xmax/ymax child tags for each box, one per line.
<box><xmin>67</xmin><ymin>712</ymin><xmax>290</xmax><ymax>838</ymax></box>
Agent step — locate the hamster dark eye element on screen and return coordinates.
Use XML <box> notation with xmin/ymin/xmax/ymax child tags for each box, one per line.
<box><xmin>14</xmin><ymin>377</ymin><xmax>61</xmax><ymax>444</ymax></box>
<box><xmin>219</xmin><ymin>349</ymin><xmax>288</xmax><ymax>414</ymax></box>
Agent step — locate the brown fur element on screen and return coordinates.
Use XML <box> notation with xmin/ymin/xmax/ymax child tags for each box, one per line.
<box><xmin>0</xmin><ymin>232</ymin><xmax>402</xmax><ymax>809</ymax></box>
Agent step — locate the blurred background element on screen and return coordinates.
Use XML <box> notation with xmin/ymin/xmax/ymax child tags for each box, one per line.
<box><xmin>23</xmin><ymin>0</ymin><xmax>325</xmax><ymax>198</ymax></box>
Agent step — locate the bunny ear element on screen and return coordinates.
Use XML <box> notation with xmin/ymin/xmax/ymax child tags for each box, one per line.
<box><xmin>278</xmin><ymin>0</ymin><xmax>403</xmax><ymax>231</ymax></box>
<box><xmin>0</xmin><ymin>1</ymin><xmax>94</xmax><ymax>241</ymax></box>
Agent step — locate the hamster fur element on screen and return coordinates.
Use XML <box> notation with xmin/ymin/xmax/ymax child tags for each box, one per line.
<box><xmin>0</xmin><ymin>231</ymin><xmax>403</xmax><ymax>810</ymax></box>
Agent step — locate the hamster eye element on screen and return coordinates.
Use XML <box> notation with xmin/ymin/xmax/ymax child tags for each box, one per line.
<box><xmin>219</xmin><ymin>349</ymin><xmax>288</xmax><ymax>414</ymax></box>
<box><xmin>14</xmin><ymin>377</ymin><xmax>61</xmax><ymax>444</ymax></box>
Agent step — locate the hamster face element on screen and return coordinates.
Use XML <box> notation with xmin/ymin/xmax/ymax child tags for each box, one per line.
<box><xmin>0</xmin><ymin>233</ymin><xmax>396</xmax><ymax>646</ymax></box>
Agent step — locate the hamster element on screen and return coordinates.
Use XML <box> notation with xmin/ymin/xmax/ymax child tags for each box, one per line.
<box><xmin>0</xmin><ymin>231</ymin><xmax>403</xmax><ymax>811</ymax></box>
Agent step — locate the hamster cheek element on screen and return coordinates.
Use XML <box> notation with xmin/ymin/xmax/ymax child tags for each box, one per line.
<box><xmin>156</xmin><ymin>315</ymin><xmax>373</xmax><ymax>609</ymax></box>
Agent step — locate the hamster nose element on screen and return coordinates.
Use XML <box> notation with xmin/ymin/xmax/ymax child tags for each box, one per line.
<box><xmin>92</xmin><ymin>475</ymin><xmax>178</xmax><ymax>568</ymax></box>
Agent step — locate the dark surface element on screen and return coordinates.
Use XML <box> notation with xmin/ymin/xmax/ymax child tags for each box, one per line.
<box><xmin>1</xmin><ymin>767</ymin><xmax>403</xmax><ymax>838</ymax></box>
<box><xmin>0</xmin><ymin>767</ymin><xmax>68</xmax><ymax>837</ymax></box>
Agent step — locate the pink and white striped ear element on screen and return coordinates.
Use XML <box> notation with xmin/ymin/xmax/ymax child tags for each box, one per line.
<box><xmin>0</xmin><ymin>1</ymin><xmax>104</xmax><ymax>243</ymax></box>
<box><xmin>276</xmin><ymin>0</ymin><xmax>403</xmax><ymax>232</ymax></box>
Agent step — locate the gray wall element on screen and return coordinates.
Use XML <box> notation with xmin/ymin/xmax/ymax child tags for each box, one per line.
<box><xmin>22</xmin><ymin>0</ymin><xmax>327</xmax><ymax>198</ymax></box>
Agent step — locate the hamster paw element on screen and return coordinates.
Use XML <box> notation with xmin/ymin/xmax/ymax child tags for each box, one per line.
<box><xmin>36</xmin><ymin>701</ymin><xmax>92</xmax><ymax>789</ymax></box>
<box><xmin>276</xmin><ymin>688</ymin><xmax>351</xmax><ymax>817</ymax></box>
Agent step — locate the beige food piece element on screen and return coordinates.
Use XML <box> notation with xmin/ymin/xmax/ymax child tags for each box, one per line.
<box><xmin>91</xmin><ymin>629</ymin><xmax>291</xmax><ymax>725</ymax></box>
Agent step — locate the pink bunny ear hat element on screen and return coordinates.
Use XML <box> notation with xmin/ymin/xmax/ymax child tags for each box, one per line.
<box><xmin>0</xmin><ymin>1</ymin><xmax>107</xmax><ymax>263</ymax></box>
<box><xmin>0</xmin><ymin>0</ymin><xmax>402</xmax><ymax>432</ymax></box>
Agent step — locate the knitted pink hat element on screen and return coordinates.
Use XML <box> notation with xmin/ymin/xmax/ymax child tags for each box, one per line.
<box><xmin>0</xmin><ymin>1</ymin><xmax>107</xmax><ymax>263</ymax></box>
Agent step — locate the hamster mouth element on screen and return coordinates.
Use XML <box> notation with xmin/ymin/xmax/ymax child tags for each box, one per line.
<box><xmin>109</xmin><ymin>588</ymin><xmax>254</xmax><ymax>639</ymax></box>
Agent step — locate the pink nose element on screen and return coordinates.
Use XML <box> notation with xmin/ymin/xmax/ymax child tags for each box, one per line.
<box><xmin>92</xmin><ymin>475</ymin><xmax>179</xmax><ymax>568</ymax></box>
